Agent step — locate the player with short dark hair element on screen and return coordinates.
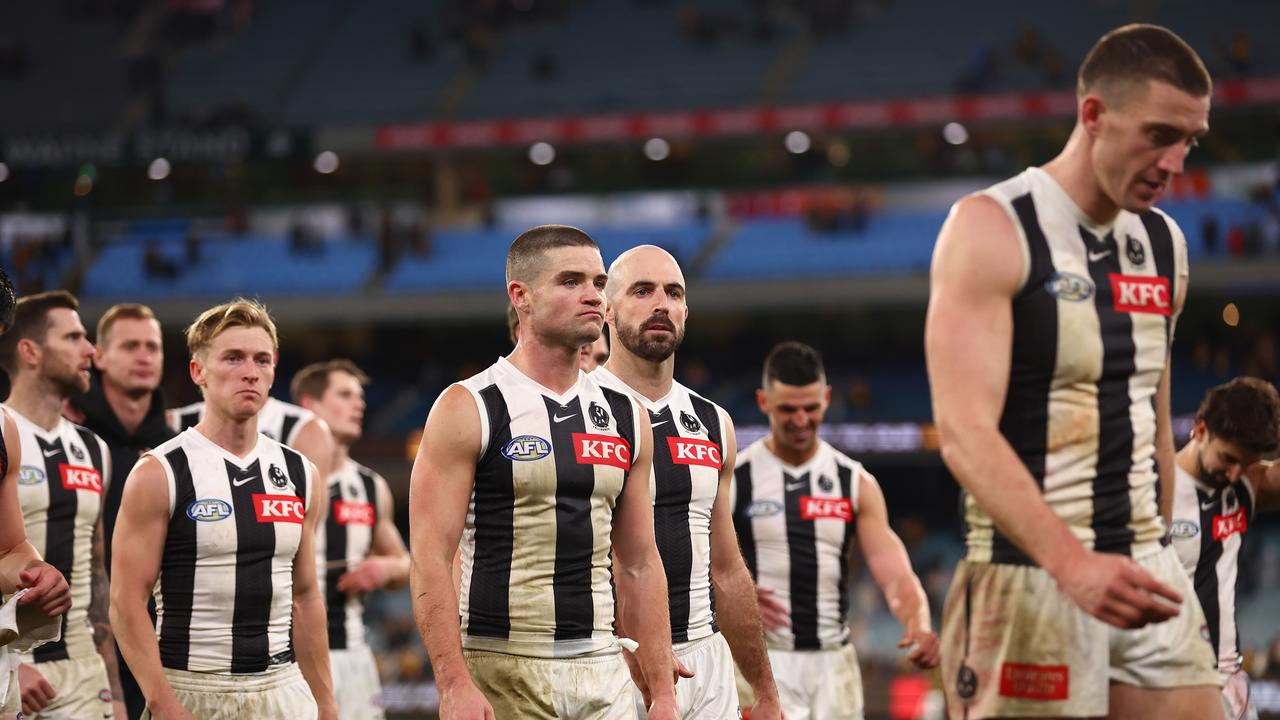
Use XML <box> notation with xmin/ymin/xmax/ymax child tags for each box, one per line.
<box><xmin>927</xmin><ymin>23</ymin><xmax>1220</xmax><ymax>720</ymax></box>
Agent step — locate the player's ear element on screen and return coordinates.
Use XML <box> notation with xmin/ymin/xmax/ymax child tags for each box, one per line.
<box><xmin>1080</xmin><ymin>94</ymin><xmax>1106</xmax><ymax>137</ymax></box>
<box><xmin>189</xmin><ymin>356</ymin><xmax>205</xmax><ymax>388</ymax></box>
<box><xmin>823</xmin><ymin>385</ymin><xmax>832</xmax><ymax>405</ymax></box>
<box><xmin>15</xmin><ymin>337</ymin><xmax>40</xmax><ymax>368</ymax></box>
<box><xmin>509</xmin><ymin>280</ymin><xmax>530</xmax><ymax>313</ymax></box>
<box><xmin>756</xmin><ymin>387</ymin><xmax>769</xmax><ymax>415</ymax></box>
<box><xmin>92</xmin><ymin>344</ymin><xmax>107</xmax><ymax>371</ymax></box>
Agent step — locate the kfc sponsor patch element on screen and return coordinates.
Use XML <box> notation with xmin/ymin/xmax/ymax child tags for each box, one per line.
<box><xmin>253</xmin><ymin>494</ymin><xmax>305</xmax><ymax>524</ymax></box>
<box><xmin>667</xmin><ymin>437</ymin><xmax>722</xmax><ymax>469</ymax></box>
<box><xmin>1109</xmin><ymin>274</ymin><xmax>1171</xmax><ymax>316</ymax></box>
<box><xmin>334</xmin><ymin>500</ymin><xmax>375</xmax><ymax>526</ymax></box>
<box><xmin>1212</xmin><ymin>508</ymin><xmax>1247</xmax><ymax>541</ymax></box>
<box><xmin>60</xmin><ymin>464</ymin><xmax>102</xmax><ymax>494</ymax></box>
<box><xmin>799</xmin><ymin>496</ymin><xmax>853</xmax><ymax>522</ymax></box>
<box><xmin>572</xmin><ymin>433</ymin><xmax>631</xmax><ymax>471</ymax></box>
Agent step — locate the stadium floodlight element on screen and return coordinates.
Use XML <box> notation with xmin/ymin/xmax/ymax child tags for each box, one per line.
<box><xmin>314</xmin><ymin>151</ymin><xmax>340</xmax><ymax>174</ymax></box>
<box><xmin>529</xmin><ymin>142</ymin><xmax>556</xmax><ymax>166</ymax></box>
<box><xmin>0</xmin><ymin>162</ymin><xmax>8</xmax><ymax>183</ymax></box>
<box><xmin>644</xmin><ymin>138</ymin><xmax>670</xmax><ymax>162</ymax></box>
<box><xmin>785</xmin><ymin>130</ymin><xmax>811</xmax><ymax>154</ymax></box>
<box><xmin>943</xmin><ymin>122</ymin><xmax>969</xmax><ymax>145</ymax></box>
<box><xmin>148</xmin><ymin>157</ymin><xmax>171</xmax><ymax>181</ymax></box>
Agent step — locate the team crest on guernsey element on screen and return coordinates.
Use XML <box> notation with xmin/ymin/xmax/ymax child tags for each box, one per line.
<box><xmin>502</xmin><ymin>435</ymin><xmax>551</xmax><ymax>461</ymax></box>
<box><xmin>1126</xmin><ymin>234</ymin><xmax>1145</xmax><ymax>265</ymax></box>
<box><xmin>956</xmin><ymin>664</ymin><xmax>978</xmax><ymax>700</ymax></box>
<box><xmin>589</xmin><ymin>401</ymin><xmax>610</xmax><ymax>430</ymax></box>
<box><xmin>680</xmin><ymin>411</ymin><xmax>701</xmax><ymax>434</ymax></box>
<box><xmin>70</xmin><ymin>443</ymin><xmax>85</xmax><ymax>461</ymax></box>
<box><xmin>18</xmin><ymin>466</ymin><xmax>45</xmax><ymax>485</ymax></box>
<box><xmin>817</xmin><ymin>474</ymin><xmax>834</xmax><ymax>492</ymax></box>
<box><xmin>268</xmin><ymin>464</ymin><xmax>289</xmax><ymax>489</ymax></box>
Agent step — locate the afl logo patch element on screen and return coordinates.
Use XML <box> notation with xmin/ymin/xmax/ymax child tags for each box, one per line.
<box><xmin>745</xmin><ymin>500</ymin><xmax>782</xmax><ymax>518</ymax></box>
<box><xmin>1125</xmin><ymin>234</ymin><xmax>1145</xmax><ymax>265</ymax></box>
<box><xmin>1169</xmin><ymin>520</ymin><xmax>1199</xmax><ymax>539</ymax></box>
<box><xmin>1045</xmin><ymin>271</ymin><xmax>1094</xmax><ymax>302</ymax></box>
<box><xmin>18</xmin><ymin>466</ymin><xmax>45</xmax><ymax>485</ymax></box>
<box><xmin>502</xmin><ymin>435</ymin><xmax>551</xmax><ymax>461</ymax></box>
<box><xmin>956</xmin><ymin>664</ymin><xmax>978</xmax><ymax>699</ymax></box>
<box><xmin>268</xmin><ymin>463</ymin><xmax>289</xmax><ymax>489</ymax></box>
<box><xmin>680</xmin><ymin>411</ymin><xmax>701</xmax><ymax>434</ymax></box>
<box><xmin>187</xmin><ymin>498</ymin><xmax>232</xmax><ymax>522</ymax></box>
<box><xmin>589</xmin><ymin>401</ymin><xmax>610</xmax><ymax>430</ymax></box>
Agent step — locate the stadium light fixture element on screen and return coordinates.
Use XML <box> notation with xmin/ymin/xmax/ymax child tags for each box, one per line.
<box><xmin>644</xmin><ymin>138</ymin><xmax>670</xmax><ymax>162</ymax></box>
<box><xmin>314</xmin><ymin>151</ymin><xmax>340</xmax><ymax>174</ymax></box>
<box><xmin>148</xmin><ymin>157</ymin><xmax>171</xmax><ymax>181</ymax></box>
<box><xmin>943</xmin><ymin>122</ymin><xmax>969</xmax><ymax>145</ymax></box>
<box><xmin>529</xmin><ymin>142</ymin><xmax>556</xmax><ymax>166</ymax></box>
<box><xmin>785</xmin><ymin>130</ymin><xmax>811</xmax><ymax>154</ymax></box>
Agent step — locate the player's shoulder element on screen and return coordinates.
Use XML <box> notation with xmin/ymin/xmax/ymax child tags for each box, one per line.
<box><xmin>64</xmin><ymin>419</ymin><xmax>108</xmax><ymax>453</ymax></box>
<box><xmin>455</xmin><ymin>358</ymin><xmax>505</xmax><ymax>394</ymax></box>
<box><xmin>822</xmin><ymin>440</ymin><xmax>861</xmax><ymax>472</ymax></box>
<box><xmin>1136</xmin><ymin>205</ymin><xmax>1188</xmax><ymax>246</ymax></box>
<box><xmin>734</xmin><ymin>436</ymin><xmax>769</xmax><ymax>469</ymax></box>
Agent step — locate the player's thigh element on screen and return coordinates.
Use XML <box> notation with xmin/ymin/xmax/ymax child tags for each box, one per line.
<box><xmin>940</xmin><ymin>560</ymin><xmax>1107</xmax><ymax>720</ymax></box>
<box><xmin>29</xmin><ymin>655</ymin><xmax>112</xmax><ymax>720</ymax></box>
<box><xmin>464</xmin><ymin>650</ymin><xmax>558</xmax><ymax>720</ymax></box>
<box><xmin>763</xmin><ymin>649</ymin><xmax>811</xmax><ymax>720</ymax></box>
<box><xmin>1108</xmin><ymin>683</ymin><xmax>1223</xmax><ymax>720</ymax></box>
<box><xmin>677</xmin><ymin>634</ymin><xmax>738</xmax><ymax>720</ymax></box>
<box><xmin>811</xmin><ymin>645</ymin><xmax>863</xmax><ymax>720</ymax></box>
<box><xmin>563</xmin><ymin>654</ymin><xmax>633</xmax><ymax>720</ymax></box>
<box><xmin>331</xmin><ymin>646</ymin><xmax>385</xmax><ymax>720</ymax></box>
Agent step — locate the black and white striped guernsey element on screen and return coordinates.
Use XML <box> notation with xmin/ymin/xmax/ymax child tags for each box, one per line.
<box><xmin>146</xmin><ymin>428</ymin><xmax>314</xmax><ymax>674</ymax></box>
<box><xmin>315</xmin><ymin>457</ymin><xmax>384</xmax><ymax>651</ymax></box>
<box><xmin>7</xmin><ymin>406</ymin><xmax>108</xmax><ymax>663</ymax></box>
<box><xmin>592</xmin><ymin>367</ymin><xmax>725</xmax><ymax>645</ymax></box>
<box><xmin>168</xmin><ymin>397</ymin><xmax>315</xmax><ymax>448</ymax></box>
<box><xmin>967</xmin><ymin>167</ymin><xmax>1188</xmax><ymax>565</ymax></box>
<box><xmin>1170</xmin><ymin>466</ymin><xmax>1253</xmax><ymax>680</ymax></box>
<box><xmin>731</xmin><ymin>438</ymin><xmax>860</xmax><ymax>651</ymax></box>
<box><xmin>456</xmin><ymin>356</ymin><xmax>643</xmax><ymax>658</ymax></box>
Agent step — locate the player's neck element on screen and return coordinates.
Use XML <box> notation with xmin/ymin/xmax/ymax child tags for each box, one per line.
<box><xmin>1042</xmin><ymin>130</ymin><xmax>1121</xmax><ymax>227</ymax></box>
<box><xmin>331</xmin><ymin>441</ymin><xmax>351</xmax><ymax>472</ymax></box>
<box><xmin>507</xmin><ymin>338</ymin><xmax>581</xmax><ymax>395</ymax></box>
<box><xmin>6</xmin><ymin>377</ymin><xmax>67</xmax><ymax>432</ymax></box>
<box><xmin>195</xmin><ymin>409</ymin><xmax>261</xmax><ymax>459</ymax></box>
<box><xmin>102</xmin><ymin>377</ymin><xmax>152</xmax><ymax>435</ymax></box>
<box><xmin>603</xmin><ymin>349</ymin><xmax>673</xmax><ymax>403</ymax></box>
<box><xmin>1174</xmin><ymin>439</ymin><xmax>1201</xmax><ymax>480</ymax></box>
<box><xmin>764</xmin><ymin>435</ymin><xmax>819</xmax><ymax>468</ymax></box>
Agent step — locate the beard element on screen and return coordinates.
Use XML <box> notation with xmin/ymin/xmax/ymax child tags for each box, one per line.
<box><xmin>51</xmin><ymin>371</ymin><xmax>90</xmax><ymax>397</ymax></box>
<box><xmin>615</xmin><ymin>316</ymin><xmax>684</xmax><ymax>362</ymax></box>
<box><xmin>1196</xmin><ymin>450</ymin><xmax>1228</xmax><ymax>488</ymax></box>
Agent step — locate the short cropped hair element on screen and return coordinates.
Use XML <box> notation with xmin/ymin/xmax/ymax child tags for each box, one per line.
<box><xmin>291</xmin><ymin>358</ymin><xmax>370</xmax><ymax>403</ymax></box>
<box><xmin>1195</xmin><ymin>377</ymin><xmax>1280</xmax><ymax>455</ymax></box>
<box><xmin>505</xmin><ymin>224</ymin><xmax>598</xmax><ymax>285</ymax></box>
<box><xmin>185</xmin><ymin>298</ymin><xmax>278</xmax><ymax>358</ymax></box>
<box><xmin>0</xmin><ymin>290</ymin><xmax>79</xmax><ymax>374</ymax></box>
<box><xmin>1078</xmin><ymin>24</ymin><xmax>1211</xmax><ymax>102</ymax></box>
<box><xmin>96</xmin><ymin>303</ymin><xmax>157</xmax><ymax>347</ymax></box>
<box><xmin>762</xmin><ymin>341</ymin><xmax>825</xmax><ymax>389</ymax></box>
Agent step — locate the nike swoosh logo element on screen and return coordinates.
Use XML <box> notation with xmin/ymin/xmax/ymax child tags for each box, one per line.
<box><xmin>232</xmin><ymin>477</ymin><xmax>257</xmax><ymax>487</ymax></box>
<box><xmin>42</xmin><ymin>448</ymin><xmax>60</xmax><ymax>457</ymax></box>
<box><xmin>651</xmin><ymin>420</ymin><xmax>669</xmax><ymax>428</ymax></box>
<box><xmin>553</xmin><ymin>414</ymin><xmax>576</xmax><ymax>423</ymax></box>
<box><xmin>1088</xmin><ymin>250</ymin><xmax>1112</xmax><ymax>261</ymax></box>
<box><xmin>1200</xmin><ymin>500</ymin><xmax>1216</xmax><ymax>511</ymax></box>
<box><xmin>785</xmin><ymin>481</ymin><xmax>807</xmax><ymax>491</ymax></box>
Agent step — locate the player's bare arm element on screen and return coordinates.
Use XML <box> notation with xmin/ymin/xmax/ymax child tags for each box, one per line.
<box><xmin>408</xmin><ymin>384</ymin><xmax>494</xmax><ymax>720</ymax></box>
<box><xmin>1156</xmin><ymin>264</ymin><xmax>1187</xmax><ymax>525</ymax></box>
<box><xmin>337</xmin><ymin>476</ymin><xmax>410</xmax><ymax>593</ymax></box>
<box><xmin>926</xmin><ymin>193</ymin><xmax>1180</xmax><ymax>629</ymax></box>
<box><xmin>89</xmin><ymin>516</ymin><xmax>126</xmax><ymax>714</ymax></box>
<box><xmin>291</xmin><ymin>418</ymin><xmax>336</xmax><ymax>496</ymax></box>
<box><xmin>109</xmin><ymin>456</ymin><xmax>193</xmax><ymax>720</ymax></box>
<box><xmin>292</xmin><ymin>459</ymin><xmax>338</xmax><ymax>720</ymax></box>
<box><xmin>0</xmin><ymin>412</ymin><xmax>70</xmax><ymax>616</ymax></box>
<box><xmin>1245</xmin><ymin>460</ymin><xmax>1280</xmax><ymax>512</ymax></box>
<box><xmin>610</xmin><ymin>409</ymin><xmax>680</xmax><ymax>718</ymax></box>
<box><xmin>854</xmin><ymin>470</ymin><xmax>938</xmax><ymax>668</ymax></box>
<box><xmin>707</xmin><ymin>414</ymin><xmax>781</xmax><ymax>718</ymax></box>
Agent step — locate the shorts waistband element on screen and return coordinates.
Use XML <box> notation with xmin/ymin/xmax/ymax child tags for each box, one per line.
<box><xmin>464</xmin><ymin>647</ymin><xmax>622</xmax><ymax>665</ymax></box>
<box><xmin>162</xmin><ymin>663</ymin><xmax>303</xmax><ymax>693</ymax></box>
<box><xmin>672</xmin><ymin>632</ymin><xmax>722</xmax><ymax>658</ymax></box>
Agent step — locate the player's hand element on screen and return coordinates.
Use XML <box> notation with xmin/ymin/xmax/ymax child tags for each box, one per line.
<box><xmin>316</xmin><ymin>696</ymin><xmax>339</xmax><ymax>720</ymax></box>
<box><xmin>19</xmin><ymin>663</ymin><xmax>56</xmax><ymax>715</ymax></box>
<box><xmin>646</xmin><ymin>694</ymin><xmax>681</xmax><ymax>720</ymax></box>
<box><xmin>336</xmin><ymin>557</ymin><xmax>388</xmax><ymax>593</ymax></box>
<box><xmin>438</xmin><ymin>680</ymin><xmax>496</xmax><ymax>720</ymax></box>
<box><xmin>899</xmin><ymin>627</ymin><xmax>940</xmax><ymax>669</ymax></box>
<box><xmin>17</xmin><ymin>562</ymin><xmax>71</xmax><ymax>618</ymax></box>
<box><xmin>755</xmin><ymin>586</ymin><xmax>790</xmax><ymax>631</ymax></box>
<box><xmin>749</xmin><ymin>694</ymin><xmax>784</xmax><ymax>720</ymax></box>
<box><xmin>1054</xmin><ymin>550</ymin><xmax>1180</xmax><ymax>629</ymax></box>
<box><xmin>112</xmin><ymin>699</ymin><xmax>129</xmax><ymax>719</ymax></box>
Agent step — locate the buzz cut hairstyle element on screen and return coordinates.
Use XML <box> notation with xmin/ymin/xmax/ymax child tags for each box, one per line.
<box><xmin>291</xmin><ymin>358</ymin><xmax>370</xmax><ymax>404</ymax></box>
<box><xmin>0</xmin><ymin>290</ymin><xmax>79</xmax><ymax>375</ymax></box>
<box><xmin>762</xmin><ymin>341</ymin><xmax>826</xmax><ymax>389</ymax></box>
<box><xmin>1078</xmin><ymin>24</ymin><xmax>1211</xmax><ymax>102</ymax></box>
<box><xmin>1195</xmin><ymin>377</ymin><xmax>1280</xmax><ymax>455</ymax></box>
<box><xmin>96</xmin><ymin>303</ymin><xmax>157</xmax><ymax>347</ymax></box>
<box><xmin>185</xmin><ymin>298</ymin><xmax>279</xmax><ymax>359</ymax></box>
<box><xmin>505</xmin><ymin>224</ymin><xmax>599</xmax><ymax>285</ymax></box>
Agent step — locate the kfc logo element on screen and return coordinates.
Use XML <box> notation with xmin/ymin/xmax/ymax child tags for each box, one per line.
<box><xmin>334</xmin><ymin>500</ymin><xmax>375</xmax><ymax>526</ymax></box>
<box><xmin>60</xmin><ymin>464</ymin><xmax>102</xmax><ymax>494</ymax></box>
<box><xmin>572</xmin><ymin>433</ymin><xmax>631</xmax><ymax>471</ymax></box>
<box><xmin>1109</xmin><ymin>274</ymin><xmax>1171</xmax><ymax>316</ymax></box>
<box><xmin>253</xmin><ymin>494</ymin><xmax>305</xmax><ymax>524</ymax></box>
<box><xmin>667</xmin><ymin>437</ymin><xmax>722</xmax><ymax>469</ymax></box>
<box><xmin>1212</xmin><ymin>509</ymin><xmax>1247</xmax><ymax>541</ymax></box>
<box><xmin>799</xmin><ymin>496</ymin><xmax>853</xmax><ymax>522</ymax></box>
